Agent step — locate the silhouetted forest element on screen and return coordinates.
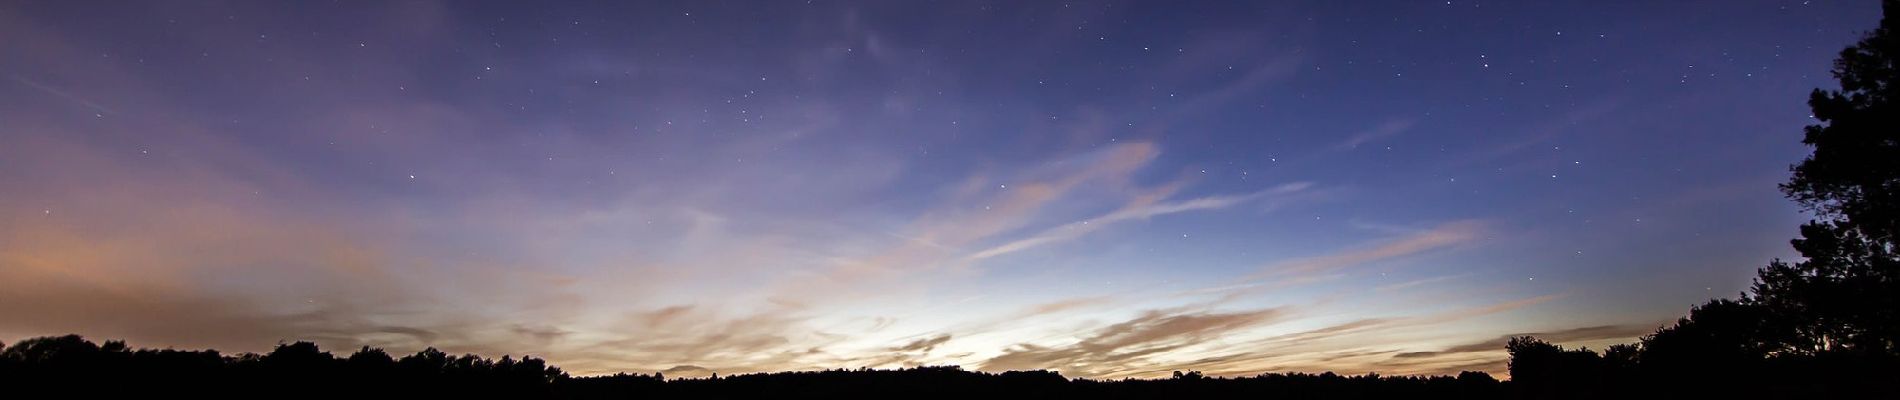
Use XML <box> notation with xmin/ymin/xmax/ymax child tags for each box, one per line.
<box><xmin>0</xmin><ymin>332</ymin><xmax>1892</xmax><ymax>399</ymax></box>
<box><xmin>0</xmin><ymin>337</ymin><xmax>1508</xmax><ymax>399</ymax></box>
<box><xmin>7</xmin><ymin>1</ymin><xmax>1900</xmax><ymax>399</ymax></box>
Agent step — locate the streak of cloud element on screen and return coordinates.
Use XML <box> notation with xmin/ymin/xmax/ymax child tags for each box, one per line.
<box><xmin>7</xmin><ymin>75</ymin><xmax>116</xmax><ymax>115</ymax></box>
<box><xmin>1258</xmin><ymin>220</ymin><xmax>1490</xmax><ymax>278</ymax></box>
<box><xmin>1338</xmin><ymin>119</ymin><xmax>1416</xmax><ymax>149</ymax></box>
<box><xmin>979</xmin><ymin>306</ymin><xmax>1292</xmax><ymax>377</ymax></box>
<box><xmin>969</xmin><ymin>182</ymin><xmax>1313</xmax><ymax>260</ymax></box>
<box><xmin>1392</xmin><ymin>324</ymin><xmax>1653</xmax><ymax>359</ymax></box>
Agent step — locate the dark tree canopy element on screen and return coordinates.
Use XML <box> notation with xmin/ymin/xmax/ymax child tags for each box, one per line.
<box><xmin>0</xmin><ymin>335</ymin><xmax>1513</xmax><ymax>400</ymax></box>
<box><xmin>1786</xmin><ymin>0</ymin><xmax>1900</xmax><ymax>240</ymax></box>
<box><xmin>1754</xmin><ymin>0</ymin><xmax>1900</xmax><ymax>355</ymax></box>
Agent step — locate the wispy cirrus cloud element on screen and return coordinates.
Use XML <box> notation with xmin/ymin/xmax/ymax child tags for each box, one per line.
<box><xmin>1337</xmin><ymin>118</ymin><xmax>1416</xmax><ymax>149</ymax></box>
<box><xmin>1080</xmin><ymin>295</ymin><xmax>1567</xmax><ymax>379</ymax></box>
<box><xmin>1375</xmin><ymin>274</ymin><xmax>1468</xmax><ymax>292</ymax></box>
<box><xmin>1253</xmin><ymin>294</ymin><xmax>1561</xmax><ymax>348</ymax></box>
<box><xmin>760</xmin><ymin>142</ymin><xmax>1164</xmax><ymax>304</ymax></box>
<box><xmin>1258</xmin><ymin>220</ymin><xmax>1491</xmax><ymax>279</ymax></box>
<box><xmin>979</xmin><ymin>305</ymin><xmax>1294</xmax><ymax>378</ymax></box>
<box><xmin>969</xmin><ymin>181</ymin><xmax>1313</xmax><ymax>261</ymax></box>
<box><xmin>7</xmin><ymin>74</ymin><xmax>116</xmax><ymax>115</ymax></box>
<box><xmin>1392</xmin><ymin>324</ymin><xmax>1653</xmax><ymax>359</ymax></box>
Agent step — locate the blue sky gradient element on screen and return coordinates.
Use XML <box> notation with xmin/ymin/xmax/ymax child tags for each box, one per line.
<box><xmin>0</xmin><ymin>0</ymin><xmax>1878</xmax><ymax>378</ymax></box>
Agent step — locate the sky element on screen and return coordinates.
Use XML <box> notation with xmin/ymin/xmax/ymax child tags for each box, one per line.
<box><xmin>0</xmin><ymin>0</ymin><xmax>1881</xmax><ymax>379</ymax></box>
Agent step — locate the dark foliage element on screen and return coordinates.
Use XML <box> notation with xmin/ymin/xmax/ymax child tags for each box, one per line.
<box><xmin>1766</xmin><ymin>0</ymin><xmax>1900</xmax><ymax>356</ymax></box>
<box><xmin>1497</xmin><ymin>301</ymin><xmax>1899</xmax><ymax>399</ymax></box>
<box><xmin>1786</xmin><ymin>0</ymin><xmax>1900</xmax><ymax>246</ymax></box>
<box><xmin>0</xmin><ymin>335</ymin><xmax>1507</xmax><ymax>400</ymax></box>
<box><xmin>0</xmin><ymin>335</ymin><xmax>563</xmax><ymax>399</ymax></box>
<box><xmin>1499</xmin><ymin>2</ymin><xmax>1900</xmax><ymax>398</ymax></box>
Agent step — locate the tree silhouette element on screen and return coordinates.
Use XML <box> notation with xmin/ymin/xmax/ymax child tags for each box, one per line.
<box><xmin>1757</xmin><ymin>0</ymin><xmax>1900</xmax><ymax>356</ymax></box>
<box><xmin>0</xmin><ymin>335</ymin><xmax>1518</xmax><ymax>399</ymax></box>
<box><xmin>1638</xmin><ymin>299</ymin><xmax>1774</xmax><ymax>370</ymax></box>
<box><xmin>1504</xmin><ymin>337</ymin><xmax>1608</xmax><ymax>398</ymax></box>
<box><xmin>1784</xmin><ymin>0</ymin><xmax>1900</xmax><ymax>243</ymax></box>
<box><xmin>1499</xmin><ymin>3</ymin><xmax>1900</xmax><ymax>398</ymax></box>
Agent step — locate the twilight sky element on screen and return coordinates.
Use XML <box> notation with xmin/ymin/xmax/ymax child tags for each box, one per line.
<box><xmin>0</xmin><ymin>0</ymin><xmax>1880</xmax><ymax>379</ymax></box>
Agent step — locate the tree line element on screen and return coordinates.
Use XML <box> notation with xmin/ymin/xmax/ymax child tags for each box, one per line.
<box><xmin>0</xmin><ymin>340</ymin><xmax>1505</xmax><ymax>399</ymax></box>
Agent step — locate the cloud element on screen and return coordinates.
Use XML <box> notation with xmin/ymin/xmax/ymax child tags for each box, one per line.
<box><xmin>639</xmin><ymin>306</ymin><xmax>698</xmax><ymax>328</ymax></box>
<box><xmin>943</xmin><ymin>296</ymin><xmax>1123</xmax><ymax>337</ymax></box>
<box><xmin>969</xmin><ymin>182</ymin><xmax>1312</xmax><ymax>260</ymax></box>
<box><xmin>844</xmin><ymin>334</ymin><xmax>957</xmax><ymax>368</ymax></box>
<box><xmin>1054</xmin><ymin>295</ymin><xmax>1568</xmax><ymax>379</ymax></box>
<box><xmin>1374</xmin><ymin>274</ymin><xmax>1466</xmax><ymax>292</ymax></box>
<box><xmin>978</xmin><ymin>306</ymin><xmax>1291</xmax><ymax>377</ymax></box>
<box><xmin>661</xmin><ymin>365</ymin><xmax>714</xmax><ymax>378</ymax></box>
<box><xmin>1451</xmin><ymin>99</ymin><xmax>1621</xmax><ymax>166</ymax></box>
<box><xmin>1260</xmin><ymin>220</ymin><xmax>1490</xmax><ymax>278</ymax></box>
<box><xmin>539</xmin><ymin>305</ymin><xmax>869</xmax><ymax>376</ymax></box>
<box><xmin>510</xmin><ymin>325</ymin><xmax>570</xmax><ymax>344</ymax></box>
<box><xmin>0</xmin><ymin>134</ymin><xmax>471</xmax><ymax>354</ymax></box>
<box><xmin>1392</xmin><ymin>324</ymin><xmax>1653</xmax><ymax>359</ymax></box>
<box><xmin>764</xmin><ymin>142</ymin><xmax>1164</xmax><ymax>304</ymax></box>
<box><xmin>1256</xmin><ymin>318</ymin><xmax>1400</xmax><ymax>345</ymax></box>
<box><xmin>1181</xmin><ymin>220</ymin><xmax>1489</xmax><ymax>304</ymax></box>
<box><xmin>892</xmin><ymin>334</ymin><xmax>952</xmax><ymax>353</ymax></box>
<box><xmin>1338</xmin><ymin>119</ymin><xmax>1416</xmax><ymax>149</ymax></box>
<box><xmin>1254</xmin><ymin>295</ymin><xmax>1560</xmax><ymax>347</ymax></box>
<box><xmin>7</xmin><ymin>75</ymin><xmax>116</xmax><ymax>115</ymax></box>
<box><xmin>1018</xmin><ymin>297</ymin><xmax>1117</xmax><ymax>318</ymax></box>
